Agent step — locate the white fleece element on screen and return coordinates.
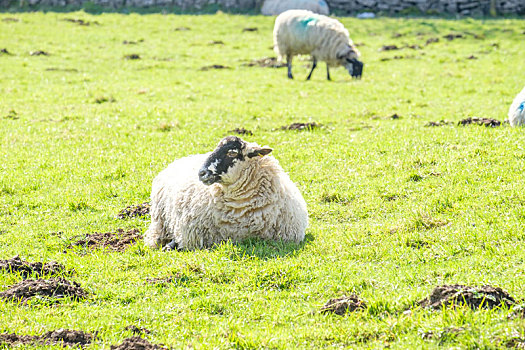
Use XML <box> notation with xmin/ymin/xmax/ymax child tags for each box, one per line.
<box><xmin>508</xmin><ymin>86</ymin><xmax>525</xmax><ymax>127</ymax></box>
<box><xmin>144</xmin><ymin>153</ymin><xmax>308</xmax><ymax>250</ymax></box>
<box><xmin>273</xmin><ymin>9</ymin><xmax>359</xmax><ymax>67</ymax></box>
<box><xmin>261</xmin><ymin>0</ymin><xmax>329</xmax><ymax>16</ymax></box>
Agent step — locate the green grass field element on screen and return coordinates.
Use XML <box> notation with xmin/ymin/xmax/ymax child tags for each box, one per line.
<box><xmin>1</xmin><ymin>11</ymin><xmax>525</xmax><ymax>349</ymax></box>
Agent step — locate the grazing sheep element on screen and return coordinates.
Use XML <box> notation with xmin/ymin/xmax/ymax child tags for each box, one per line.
<box><xmin>261</xmin><ymin>0</ymin><xmax>329</xmax><ymax>16</ymax></box>
<box><xmin>144</xmin><ymin>136</ymin><xmax>308</xmax><ymax>251</ymax></box>
<box><xmin>508</xmin><ymin>86</ymin><xmax>525</xmax><ymax>127</ymax></box>
<box><xmin>273</xmin><ymin>9</ymin><xmax>363</xmax><ymax>80</ymax></box>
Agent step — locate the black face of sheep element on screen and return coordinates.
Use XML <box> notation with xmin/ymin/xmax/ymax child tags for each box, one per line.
<box><xmin>198</xmin><ymin>136</ymin><xmax>272</xmax><ymax>186</ymax></box>
<box><xmin>346</xmin><ymin>58</ymin><xmax>363</xmax><ymax>79</ymax></box>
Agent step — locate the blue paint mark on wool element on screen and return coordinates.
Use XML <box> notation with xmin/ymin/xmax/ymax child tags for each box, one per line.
<box><xmin>519</xmin><ymin>101</ymin><xmax>525</xmax><ymax>112</ymax></box>
<box><xmin>299</xmin><ymin>17</ymin><xmax>318</xmax><ymax>29</ymax></box>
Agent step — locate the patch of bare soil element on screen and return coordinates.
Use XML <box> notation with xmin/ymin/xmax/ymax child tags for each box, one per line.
<box><xmin>174</xmin><ymin>26</ymin><xmax>190</xmax><ymax>31</ymax></box>
<box><xmin>1</xmin><ymin>17</ymin><xmax>19</xmax><ymax>22</ymax></box>
<box><xmin>281</xmin><ymin>122</ymin><xmax>321</xmax><ymax>131</ymax></box>
<box><xmin>0</xmin><ymin>278</ymin><xmax>88</xmax><ymax>303</ymax></box>
<box><xmin>390</xmin><ymin>113</ymin><xmax>402</xmax><ymax>119</ymax></box>
<box><xmin>426</xmin><ymin>37</ymin><xmax>439</xmax><ymax>45</ymax></box>
<box><xmin>0</xmin><ymin>329</ymin><xmax>94</xmax><ymax>347</ymax></box>
<box><xmin>30</xmin><ymin>50</ymin><xmax>49</xmax><ymax>56</ymax></box>
<box><xmin>0</xmin><ymin>48</ymin><xmax>10</xmax><ymax>55</ymax></box>
<box><xmin>320</xmin><ymin>294</ymin><xmax>366</xmax><ymax>315</ymax></box>
<box><xmin>208</xmin><ymin>40</ymin><xmax>224</xmax><ymax>45</ymax></box>
<box><xmin>123</xmin><ymin>39</ymin><xmax>143</xmax><ymax>45</ymax></box>
<box><xmin>467</xmin><ymin>55</ymin><xmax>478</xmax><ymax>59</ymax></box>
<box><xmin>443</xmin><ymin>33</ymin><xmax>464</xmax><ymax>41</ymax></box>
<box><xmin>124</xmin><ymin>54</ymin><xmax>141</xmax><ymax>60</ymax></box>
<box><xmin>242</xmin><ymin>27</ymin><xmax>258</xmax><ymax>32</ymax></box>
<box><xmin>63</xmin><ymin>18</ymin><xmax>99</xmax><ymax>26</ymax></box>
<box><xmin>425</xmin><ymin>120</ymin><xmax>453</xmax><ymax>127</ymax></box>
<box><xmin>45</xmin><ymin>67</ymin><xmax>79</xmax><ymax>72</ymax></box>
<box><xmin>458</xmin><ymin>117</ymin><xmax>501</xmax><ymax>127</ymax></box>
<box><xmin>200</xmin><ymin>64</ymin><xmax>230</xmax><ymax>71</ymax></box>
<box><xmin>110</xmin><ymin>337</ymin><xmax>167</xmax><ymax>350</ymax></box>
<box><xmin>379</xmin><ymin>44</ymin><xmax>400</xmax><ymax>51</ymax></box>
<box><xmin>419</xmin><ymin>285</ymin><xmax>516</xmax><ymax>310</ymax></box>
<box><xmin>117</xmin><ymin>202</ymin><xmax>150</xmax><ymax>219</ymax></box>
<box><xmin>125</xmin><ymin>325</ymin><xmax>151</xmax><ymax>335</ymax></box>
<box><xmin>0</xmin><ymin>255</ymin><xmax>69</xmax><ymax>278</ymax></box>
<box><xmin>229</xmin><ymin>127</ymin><xmax>253</xmax><ymax>136</ymax></box>
<box><xmin>68</xmin><ymin>228</ymin><xmax>141</xmax><ymax>252</ymax></box>
<box><xmin>242</xmin><ymin>57</ymin><xmax>286</xmax><ymax>68</ymax></box>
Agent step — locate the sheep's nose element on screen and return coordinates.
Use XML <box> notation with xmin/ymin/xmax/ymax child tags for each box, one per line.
<box><xmin>198</xmin><ymin>169</ymin><xmax>207</xmax><ymax>178</ymax></box>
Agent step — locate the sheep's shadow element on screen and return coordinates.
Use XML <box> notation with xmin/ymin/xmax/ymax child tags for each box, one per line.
<box><xmin>219</xmin><ymin>233</ymin><xmax>314</xmax><ymax>260</ymax></box>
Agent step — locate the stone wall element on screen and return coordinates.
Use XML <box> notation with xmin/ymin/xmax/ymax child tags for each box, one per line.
<box><xmin>328</xmin><ymin>0</ymin><xmax>525</xmax><ymax>16</ymax></box>
<box><xmin>3</xmin><ymin>0</ymin><xmax>525</xmax><ymax>15</ymax></box>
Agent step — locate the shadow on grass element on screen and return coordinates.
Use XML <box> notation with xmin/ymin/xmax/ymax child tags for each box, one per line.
<box><xmin>221</xmin><ymin>233</ymin><xmax>314</xmax><ymax>260</ymax></box>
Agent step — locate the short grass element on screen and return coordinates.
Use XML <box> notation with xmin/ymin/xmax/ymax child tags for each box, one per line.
<box><xmin>1</xmin><ymin>11</ymin><xmax>525</xmax><ymax>349</ymax></box>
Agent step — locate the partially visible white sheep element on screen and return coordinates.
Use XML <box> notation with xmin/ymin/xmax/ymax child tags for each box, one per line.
<box><xmin>144</xmin><ymin>136</ymin><xmax>308</xmax><ymax>251</ymax></box>
<box><xmin>261</xmin><ymin>0</ymin><xmax>329</xmax><ymax>16</ymax></box>
<box><xmin>273</xmin><ymin>9</ymin><xmax>363</xmax><ymax>80</ymax></box>
<box><xmin>508</xmin><ymin>86</ymin><xmax>525</xmax><ymax>127</ymax></box>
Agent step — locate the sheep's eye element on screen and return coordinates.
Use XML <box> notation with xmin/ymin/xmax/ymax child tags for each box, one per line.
<box><xmin>226</xmin><ymin>149</ymin><xmax>239</xmax><ymax>157</ymax></box>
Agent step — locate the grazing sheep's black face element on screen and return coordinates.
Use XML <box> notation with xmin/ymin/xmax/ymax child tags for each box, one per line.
<box><xmin>198</xmin><ymin>136</ymin><xmax>246</xmax><ymax>185</ymax></box>
<box><xmin>346</xmin><ymin>58</ymin><xmax>363</xmax><ymax>79</ymax></box>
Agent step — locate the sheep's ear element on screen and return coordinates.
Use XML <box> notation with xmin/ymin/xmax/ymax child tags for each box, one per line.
<box><xmin>247</xmin><ymin>147</ymin><xmax>273</xmax><ymax>158</ymax></box>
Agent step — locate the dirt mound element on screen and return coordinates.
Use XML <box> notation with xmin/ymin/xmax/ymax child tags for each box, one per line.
<box><xmin>281</xmin><ymin>122</ymin><xmax>321</xmax><ymax>131</ymax></box>
<box><xmin>0</xmin><ymin>255</ymin><xmax>69</xmax><ymax>278</ymax></box>
<box><xmin>426</xmin><ymin>37</ymin><xmax>439</xmax><ymax>45</ymax></box>
<box><xmin>242</xmin><ymin>27</ymin><xmax>258</xmax><ymax>32</ymax></box>
<box><xmin>458</xmin><ymin>117</ymin><xmax>501</xmax><ymax>127</ymax></box>
<box><xmin>0</xmin><ymin>48</ymin><xmax>10</xmax><ymax>55</ymax></box>
<box><xmin>379</xmin><ymin>45</ymin><xmax>400</xmax><ymax>51</ymax></box>
<box><xmin>110</xmin><ymin>337</ymin><xmax>167</xmax><ymax>350</ymax></box>
<box><xmin>68</xmin><ymin>228</ymin><xmax>141</xmax><ymax>252</ymax></box>
<box><xmin>229</xmin><ymin>127</ymin><xmax>253</xmax><ymax>136</ymax></box>
<box><xmin>320</xmin><ymin>294</ymin><xmax>366</xmax><ymax>315</ymax></box>
<box><xmin>174</xmin><ymin>26</ymin><xmax>190</xmax><ymax>31</ymax></box>
<box><xmin>0</xmin><ymin>278</ymin><xmax>88</xmax><ymax>303</ymax></box>
<box><xmin>443</xmin><ymin>33</ymin><xmax>464</xmax><ymax>40</ymax></box>
<box><xmin>242</xmin><ymin>57</ymin><xmax>286</xmax><ymax>68</ymax></box>
<box><xmin>467</xmin><ymin>55</ymin><xmax>478</xmax><ymax>60</ymax></box>
<box><xmin>63</xmin><ymin>18</ymin><xmax>99</xmax><ymax>26</ymax></box>
<box><xmin>425</xmin><ymin>120</ymin><xmax>453</xmax><ymax>127</ymax></box>
<box><xmin>125</xmin><ymin>325</ymin><xmax>151</xmax><ymax>335</ymax></box>
<box><xmin>419</xmin><ymin>285</ymin><xmax>516</xmax><ymax>310</ymax></box>
<box><xmin>124</xmin><ymin>54</ymin><xmax>141</xmax><ymax>60</ymax></box>
<box><xmin>30</xmin><ymin>50</ymin><xmax>49</xmax><ymax>56</ymax></box>
<box><xmin>117</xmin><ymin>203</ymin><xmax>150</xmax><ymax>219</ymax></box>
<box><xmin>208</xmin><ymin>40</ymin><xmax>224</xmax><ymax>45</ymax></box>
<box><xmin>200</xmin><ymin>64</ymin><xmax>230</xmax><ymax>71</ymax></box>
<box><xmin>0</xmin><ymin>329</ymin><xmax>94</xmax><ymax>347</ymax></box>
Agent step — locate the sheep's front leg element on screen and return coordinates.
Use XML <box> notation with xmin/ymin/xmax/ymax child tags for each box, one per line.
<box><xmin>306</xmin><ymin>57</ymin><xmax>317</xmax><ymax>80</ymax></box>
<box><xmin>286</xmin><ymin>55</ymin><xmax>293</xmax><ymax>79</ymax></box>
<box><xmin>326</xmin><ymin>63</ymin><xmax>331</xmax><ymax>81</ymax></box>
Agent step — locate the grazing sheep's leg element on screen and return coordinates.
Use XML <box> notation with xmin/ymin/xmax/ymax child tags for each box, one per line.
<box><xmin>286</xmin><ymin>55</ymin><xmax>293</xmax><ymax>79</ymax></box>
<box><xmin>144</xmin><ymin>218</ymin><xmax>164</xmax><ymax>249</ymax></box>
<box><xmin>306</xmin><ymin>57</ymin><xmax>317</xmax><ymax>80</ymax></box>
<box><xmin>326</xmin><ymin>64</ymin><xmax>331</xmax><ymax>81</ymax></box>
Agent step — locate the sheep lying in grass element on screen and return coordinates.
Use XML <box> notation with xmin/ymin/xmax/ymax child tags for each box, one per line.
<box><xmin>261</xmin><ymin>0</ymin><xmax>330</xmax><ymax>16</ymax></box>
<box><xmin>144</xmin><ymin>136</ymin><xmax>308</xmax><ymax>251</ymax></box>
<box><xmin>508</xmin><ymin>86</ymin><xmax>525</xmax><ymax>127</ymax></box>
<box><xmin>273</xmin><ymin>9</ymin><xmax>363</xmax><ymax>80</ymax></box>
